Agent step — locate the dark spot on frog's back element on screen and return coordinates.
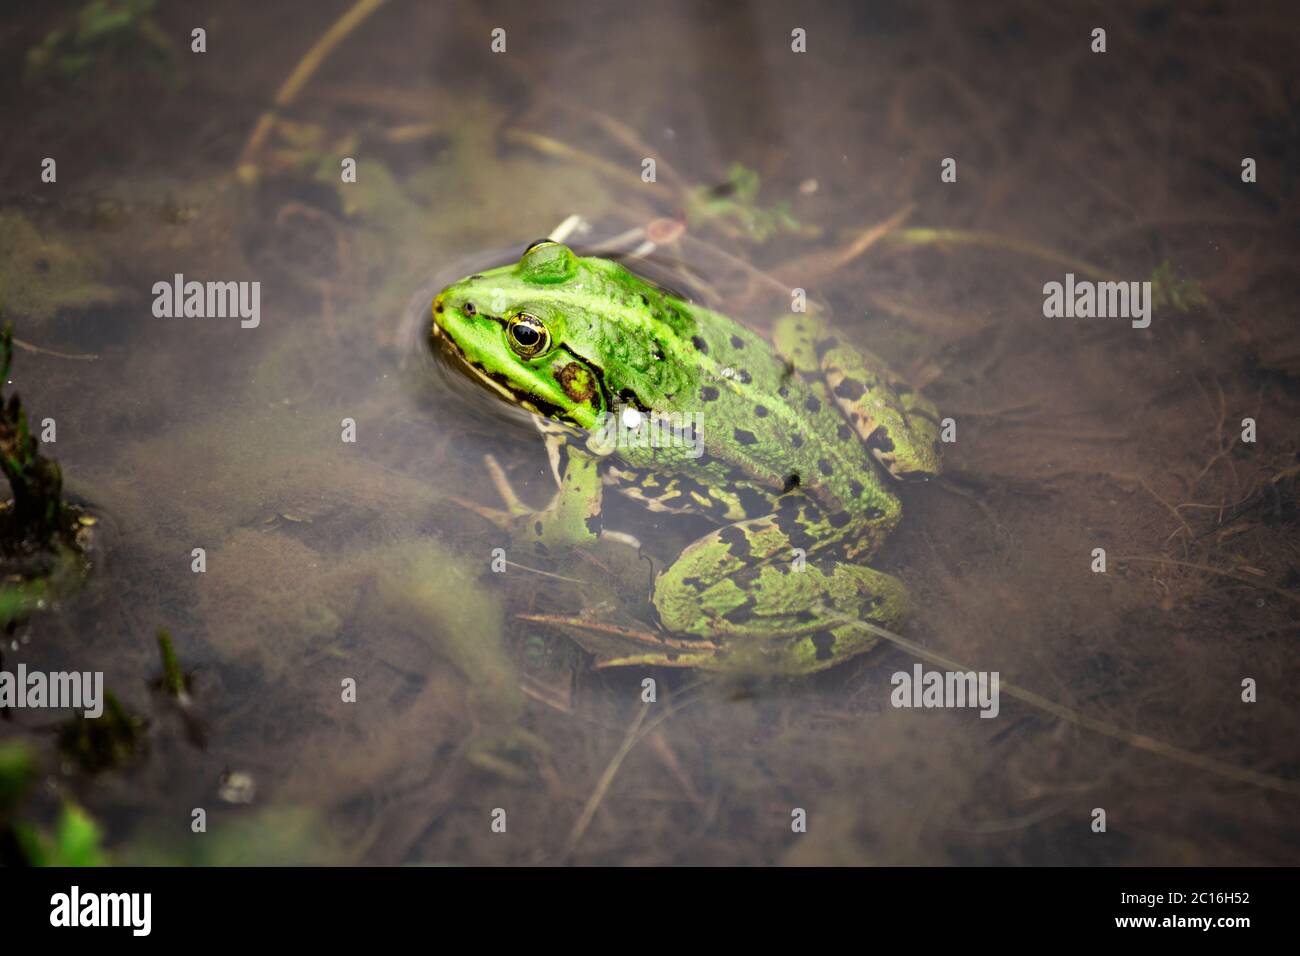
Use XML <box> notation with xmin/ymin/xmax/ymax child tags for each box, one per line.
<box><xmin>699</xmin><ymin>385</ymin><xmax>719</xmax><ymax>402</ymax></box>
<box><xmin>805</xmin><ymin>396</ymin><xmax>821</xmax><ymax>413</ymax></box>
<box><xmin>736</xmin><ymin>485</ymin><xmax>771</xmax><ymax>519</ymax></box>
<box><xmin>691</xmin><ymin>335</ymin><xmax>709</xmax><ymax>354</ymax></box>
<box><xmin>833</xmin><ymin>378</ymin><xmax>866</xmax><ymax>401</ymax></box>
<box><xmin>730</xmin><ymin>334</ymin><xmax>745</xmax><ymax>349</ymax></box>
<box><xmin>722</xmin><ymin>597</ymin><xmax>757</xmax><ymax>624</ymax></box>
<box><xmin>718</xmin><ymin>525</ymin><xmax>752</xmax><ymax>559</ymax></box>
<box><xmin>828</xmin><ymin>511</ymin><xmax>852</xmax><ymax>529</ymax></box>
<box><xmin>733</xmin><ymin>428</ymin><xmax>758</xmax><ymax>446</ymax></box>
<box><xmin>774</xmin><ymin>504</ymin><xmax>818</xmax><ymax>551</ymax></box>
<box><xmin>810</xmin><ymin>631</ymin><xmax>836</xmax><ymax>661</ymax></box>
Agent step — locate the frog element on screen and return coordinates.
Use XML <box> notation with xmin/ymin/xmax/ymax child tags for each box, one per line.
<box><xmin>429</xmin><ymin>240</ymin><xmax>941</xmax><ymax>675</ymax></box>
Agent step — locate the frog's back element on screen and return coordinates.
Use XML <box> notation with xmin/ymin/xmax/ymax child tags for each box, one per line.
<box><xmin>654</xmin><ymin>300</ymin><xmax>885</xmax><ymax>515</ymax></box>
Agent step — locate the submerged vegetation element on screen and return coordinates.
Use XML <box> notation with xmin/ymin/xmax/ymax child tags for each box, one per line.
<box><xmin>0</xmin><ymin>323</ymin><xmax>97</xmax><ymax>627</ymax></box>
<box><xmin>56</xmin><ymin>692</ymin><xmax>147</xmax><ymax>775</ymax></box>
<box><xmin>24</xmin><ymin>0</ymin><xmax>174</xmax><ymax>87</ymax></box>
<box><xmin>0</xmin><ymin>741</ymin><xmax>106</xmax><ymax>867</ymax></box>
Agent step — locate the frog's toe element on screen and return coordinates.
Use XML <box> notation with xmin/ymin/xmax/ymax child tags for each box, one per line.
<box><xmin>483</xmin><ymin>453</ymin><xmax>532</xmax><ymax>515</ymax></box>
<box><xmin>445</xmin><ymin>495</ymin><xmax>515</xmax><ymax>530</ymax></box>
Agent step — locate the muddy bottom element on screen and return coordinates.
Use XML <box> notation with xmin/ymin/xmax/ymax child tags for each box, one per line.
<box><xmin>0</xmin><ymin>0</ymin><xmax>1297</xmax><ymax>865</ymax></box>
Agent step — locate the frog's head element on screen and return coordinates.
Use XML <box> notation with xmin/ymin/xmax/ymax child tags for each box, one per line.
<box><xmin>431</xmin><ymin>241</ymin><xmax>695</xmax><ymax>432</ymax></box>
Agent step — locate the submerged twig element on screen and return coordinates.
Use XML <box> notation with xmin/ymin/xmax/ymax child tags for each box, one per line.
<box><xmin>1113</xmin><ymin>554</ymin><xmax>1300</xmax><ymax>605</ymax></box>
<box><xmin>12</xmin><ymin>338</ymin><xmax>98</xmax><ymax>361</ymax></box>
<box><xmin>503</xmin><ymin>129</ymin><xmax>651</xmax><ymax>194</ymax></box>
<box><xmin>565</xmin><ymin>682</ymin><xmax>711</xmax><ymax>853</ymax></box>
<box><xmin>237</xmin><ymin>0</ymin><xmax>389</xmax><ymax>182</ymax></box>
<box><xmin>779</xmin><ymin>203</ymin><xmax>914</xmax><ymax>283</ymax></box>
<box><xmin>836</xmin><ymin>616</ymin><xmax>1300</xmax><ymax>795</ymax></box>
<box><xmin>885</xmin><ymin>227</ymin><xmax>1122</xmax><ymax>282</ymax></box>
<box><xmin>516</xmin><ymin>612</ymin><xmax>717</xmax><ymax>652</ymax></box>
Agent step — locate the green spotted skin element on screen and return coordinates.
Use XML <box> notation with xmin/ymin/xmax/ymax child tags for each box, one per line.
<box><xmin>431</xmin><ymin>241</ymin><xmax>941</xmax><ymax>674</ymax></box>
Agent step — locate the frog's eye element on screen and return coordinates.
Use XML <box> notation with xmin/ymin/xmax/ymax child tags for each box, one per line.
<box><xmin>507</xmin><ymin>313</ymin><xmax>551</xmax><ymax>358</ymax></box>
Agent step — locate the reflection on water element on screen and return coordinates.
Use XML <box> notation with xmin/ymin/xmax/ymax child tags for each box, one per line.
<box><xmin>0</xmin><ymin>0</ymin><xmax>1297</xmax><ymax>865</ymax></box>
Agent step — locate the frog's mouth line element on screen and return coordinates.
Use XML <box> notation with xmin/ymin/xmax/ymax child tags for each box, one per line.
<box><xmin>429</xmin><ymin>319</ymin><xmax>579</xmax><ymax>424</ymax></box>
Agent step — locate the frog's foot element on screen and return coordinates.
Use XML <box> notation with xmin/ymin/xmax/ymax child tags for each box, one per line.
<box><xmin>511</xmin><ymin>445</ymin><xmax>606</xmax><ymax>556</ymax></box>
<box><xmin>654</xmin><ymin>554</ymin><xmax>911</xmax><ymax>675</ymax></box>
<box><xmin>649</xmin><ymin>502</ymin><xmax>909</xmax><ymax>675</ymax></box>
<box><xmin>774</xmin><ymin>314</ymin><xmax>941</xmax><ymax>481</ymax></box>
<box><xmin>445</xmin><ymin>454</ymin><xmax>534</xmax><ymax>530</ymax></box>
<box><xmin>483</xmin><ymin>453</ymin><xmax>532</xmax><ymax>516</ymax></box>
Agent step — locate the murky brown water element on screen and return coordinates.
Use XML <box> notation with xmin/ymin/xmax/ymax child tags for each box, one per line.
<box><xmin>1</xmin><ymin>0</ymin><xmax>1297</xmax><ymax>865</ymax></box>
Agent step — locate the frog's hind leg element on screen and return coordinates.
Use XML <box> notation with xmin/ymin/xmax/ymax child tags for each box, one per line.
<box><xmin>773</xmin><ymin>313</ymin><xmax>941</xmax><ymax>480</ymax></box>
<box><xmin>650</xmin><ymin>498</ymin><xmax>910</xmax><ymax>674</ymax></box>
<box><xmin>653</xmin><ymin>536</ymin><xmax>911</xmax><ymax>674</ymax></box>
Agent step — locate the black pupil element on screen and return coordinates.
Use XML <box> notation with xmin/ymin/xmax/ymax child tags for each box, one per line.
<box><xmin>513</xmin><ymin>323</ymin><xmax>540</xmax><ymax>347</ymax></box>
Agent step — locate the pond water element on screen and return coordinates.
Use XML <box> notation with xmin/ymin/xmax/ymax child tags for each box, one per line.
<box><xmin>1</xmin><ymin>0</ymin><xmax>1297</xmax><ymax>865</ymax></box>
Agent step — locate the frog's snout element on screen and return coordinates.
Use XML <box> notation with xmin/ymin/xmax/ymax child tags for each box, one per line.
<box><xmin>430</xmin><ymin>294</ymin><xmax>448</xmax><ymax>336</ymax></box>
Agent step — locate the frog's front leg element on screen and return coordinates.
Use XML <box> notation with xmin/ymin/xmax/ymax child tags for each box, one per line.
<box><xmin>774</xmin><ymin>313</ymin><xmax>941</xmax><ymax>480</ymax></box>
<box><xmin>491</xmin><ymin>435</ymin><xmax>604</xmax><ymax>556</ymax></box>
<box><xmin>644</xmin><ymin>503</ymin><xmax>911</xmax><ymax>674</ymax></box>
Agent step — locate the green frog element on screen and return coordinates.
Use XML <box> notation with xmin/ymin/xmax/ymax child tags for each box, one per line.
<box><xmin>430</xmin><ymin>240</ymin><xmax>941</xmax><ymax>674</ymax></box>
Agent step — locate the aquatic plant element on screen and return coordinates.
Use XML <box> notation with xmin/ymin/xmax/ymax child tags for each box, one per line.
<box><xmin>56</xmin><ymin>691</ymin><xmax>148</xmax><ymax>774</ymax></box>
<box><xmin>24</xmin><ymin>0</ymin><xmax>175</xmax><ymax>86</ymax></box>
<box><xmin>0</xmin><ymin>322</ymin><xmax>94</xmax><ymax>626</ymax></box>
<box><xmin>0</xmin><ymin>740</ymin><xmax>106</xmax><ymax>866</ymax></box>
<box><xmin>155</xmin><ymin>628</ymin><xmax>188</xmax><ymax>699</ymax></box>
<box><xmin>1</xmin><ymin>325</ymin><xmax>69</xmax><ymax>540</ymax></box>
